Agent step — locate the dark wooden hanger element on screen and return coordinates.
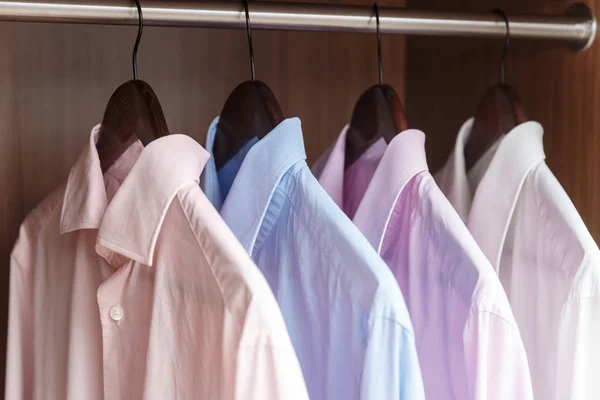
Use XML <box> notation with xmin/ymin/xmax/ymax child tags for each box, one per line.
<box><xmin>466</xmin><ymin>84</ymin><xmax>527</xmax><ymax>170</ymax></box>
<box><xmin>346</xmin><ymin>84</ymin><xmax>407</xmax><ymax>168</ymax></box>
<box><xmin>465</xmin><ymin>10</ymin><xmax>528</xmax><ymax>171</ymax></box>
<box><xmin>345</xmin><ymin>4</ymin><xmax>408</xmax><ymax>169</ymax></box>
<box><xmin>96</xmin><ymin>0</ymin><xmax>169</xmax><ymax>173</ymax></box>
<box><xmin>213</xmin><ymin>1</ymin><xmax>283</xmax><ymax>171</ymax></box>
<box><xmin>214</xmin><ymin>80</ymin><xmax>283</xmax><ymax>170</ymax></box>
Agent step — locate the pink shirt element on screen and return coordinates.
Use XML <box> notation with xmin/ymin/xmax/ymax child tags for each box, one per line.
<box><xmin>314</xmin><ymin>126</ymin><xmax>534</xmax><ymax>400</ymax></box>
<box><xmin>6</xmin><ymin>126</ymin><xmax>308</xmax><ymax>400</ymax></box>
<box><xmin>436</xmin><ymin>119</ymin><xmax>600</xmax><ymax>400</ymax></box>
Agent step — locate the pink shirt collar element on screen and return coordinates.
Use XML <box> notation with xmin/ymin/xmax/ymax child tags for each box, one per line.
<box><xmin>353</xmin><ymin>129</ymin><xmax>429</xmax><ymax>253</ymax></box>
<box><xmin>60</xmin><ymin>125</ymin><xmax>210</xmax><ymax>266</ymax></box>
<box><xmin>436</xmin><ymin>118</ymin><xmax>546</xmax><ymax>267</ymax></box>
<box><xmin>314</xmin><ymin>124</ymin><xmax>387</xmax><ymax>217</ymax></box>
<box><xmin>314</xmin><ymin>124</ymin><xmax>349</xmax><ymax>209</ymax></box>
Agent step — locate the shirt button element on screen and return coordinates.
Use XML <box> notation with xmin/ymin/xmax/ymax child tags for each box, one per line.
<box><xmin>109</xmin><ymin>305</ymin><xmax>123</xmax><ymax>322</ymax></box>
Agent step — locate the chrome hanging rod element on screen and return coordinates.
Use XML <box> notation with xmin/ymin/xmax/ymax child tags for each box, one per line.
<box><xmin>0</xmin><ymin>1</ymin><xmax>596</xmax><ymax>51</ymax></box>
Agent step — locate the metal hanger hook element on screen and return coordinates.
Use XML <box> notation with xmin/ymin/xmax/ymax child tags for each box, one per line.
<box><xmin>244</xmin><ymin>0</ymin><xmax>256</xmax><ymax>81</ymax></box>
<box><xmin>132</xmin><ymin>0</ymin><xmax>143</xmax><ymax>80</ymax></box>
<box><xmin>492</xmin><ymin>9</ymin><xmax>510</xmax><ymax>85</ymax></box>
<box><xmin>374</xmin><ymin>3</ymin><xmax>383</xmax><ymax>85</ymax></box>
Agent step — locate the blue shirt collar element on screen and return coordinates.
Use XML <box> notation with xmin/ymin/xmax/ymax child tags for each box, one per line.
<box><xmin>202</xmin><ymin>117</ymin><xmax>223</xmax><ymax>209</ymax></box>
<box><xmin>202</xmin><ymin>116</ymin><xmax>307</xmax><ymax>252</ymax></box>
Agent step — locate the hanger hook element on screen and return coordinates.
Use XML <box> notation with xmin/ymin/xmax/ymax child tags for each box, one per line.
<box><xmin>244</xmin><ymin>0</ymin><xmax>256</xmax><ymax>81</ymax></box>
<box><xmin>132</xmin><ymin>0</ymin><xmax>143</xmax><ymax>80</ymax></box>
<box><xmin>492</xmin><ymin>9</ymin><xmax>510</xmax><ymax>85</ymax></box>
<box><xmin>374</xmin><ymin>3</ymin><xmax>383</xmax><ymax>85</ymax></box>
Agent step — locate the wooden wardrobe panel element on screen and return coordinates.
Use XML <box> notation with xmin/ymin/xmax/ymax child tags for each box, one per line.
<box><xmin>0</xmin><ymin>29</ymin><xmax>23</xmax><ymax>397</ymax></box>
<box><xmin>406</xmin><ymin>0</ymin><xmax>600</xmax><ymax>241</ymax></box>
<box><xmin>0</xmin><ymin>0</ymin><xmax>405</xmax><ymax>392</ymax></box>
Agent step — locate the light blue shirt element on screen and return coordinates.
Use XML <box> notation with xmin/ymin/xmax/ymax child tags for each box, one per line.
<box><xmin>202</xmin><ymin>117</ymin><xmax>425</xmax><ymax>400</ymax></box>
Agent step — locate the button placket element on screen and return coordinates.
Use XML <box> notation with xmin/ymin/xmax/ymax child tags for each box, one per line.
<box><xmin>96</xmin><ymin>258</ymin><xmax>134</xmax><ymax>399</ymax></box>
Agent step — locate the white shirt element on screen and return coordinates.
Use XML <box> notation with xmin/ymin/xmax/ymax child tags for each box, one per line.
<box><xmin>315</xmin><ymin>127</ymin><xmax>534</xmax><ymax>400</ymax></box>
<box><xmin>436</xmin><ymin>118</ymin><xmax>600</xmax><ymax>400</ymax></box>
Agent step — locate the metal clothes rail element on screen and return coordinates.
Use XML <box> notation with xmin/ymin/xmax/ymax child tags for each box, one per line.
<box><xmin>0</xmin><ymin>1</ymin><xmax>596</xmax><ymax>51</ymax></box>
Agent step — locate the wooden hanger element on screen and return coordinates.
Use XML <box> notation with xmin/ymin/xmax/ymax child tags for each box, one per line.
<box><xmin>465</xmin><ymin>10</ymin><xmax>527</xmax><ymax>171</ymax></box>
<box><xmin>213</xmin><ymin>0</ymin><xmax>283</xmax><ymax>171</ymax></box>
<box><xmin>345</xmin><ymin>3</ymin><xmax>408</xmax><ymax>169</ymax></box>
<box><xmin>96</xmin><ymin>0</ymin><xmax>169</xmax><ymax>173</ymax></box>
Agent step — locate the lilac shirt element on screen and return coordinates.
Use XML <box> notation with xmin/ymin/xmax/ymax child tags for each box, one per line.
<box><xmin>202</xmin><ymin>117</ymin><xmax>425</xmax><ymax>400</ymax></box>
<box><xmin>314</xmin><ymin>125</ymin><xmax>534</xmax><ymax>400</ymax></box>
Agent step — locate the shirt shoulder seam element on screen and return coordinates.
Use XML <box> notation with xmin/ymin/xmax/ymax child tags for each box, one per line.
<box><xmin>9</xmin><ymin>255</ymin><xmax>27</xmax><ymax>271</ymax></box>
<box><xmin>472</xmin><ymin>309</ymin><xmax>520</xmax><ymax>329</ymax></box>
<box><xmin>26</xmin><ymin>185</ymin><xmax>65</xmax><ymax>235</ymax></box>
<box><xmin>371</xmin><ymin>315</ymin><xmax>415</xmax><ymax>337</ymax></box>
<box><xmin>564</xmin><ymin>292</ymin><xmax>600</xmax><ymax>301</ymax></box>
<box><xmin>238</xmin><ymin>341</ymin><xmax>292</xmax><ymax>350</ymax></box>
<box><xmin>12</xmin><ymin>184</ymin><xmax>65</xmax><ymax>268</ymax></box>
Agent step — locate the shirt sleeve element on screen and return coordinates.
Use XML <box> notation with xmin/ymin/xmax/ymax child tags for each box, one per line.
<box><xmin>360</xmin><ymin>316</ymin><xmax>426</xmax><ymax>400</ymax></box>
<box><xmin>5</xmin><ymin>256</ymin><xmax>34</xmax><ymax>400</ymax></box>
<box><xmin>235</xmin><ymin>343</ymin><xmax>309</xmax><ymax>400</ymax></box>
<box><xmin>555</xmin><ymin>295</ymin><xmax>600</xmax><ymax>399</ymax></box>
<box><xmin>464</xmin><ymin>311</ymin><xmax>534</xmax><ymax>400</ymax></box>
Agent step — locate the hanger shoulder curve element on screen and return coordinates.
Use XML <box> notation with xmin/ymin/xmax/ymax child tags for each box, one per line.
<box><xmin>345</xmin><ymin>84</ymin><xmax>407</xmax><ymax>168</ymax></box>
<box><xmin>466</xmin><ymin>83</ymin><xmax>527</xmax><ymax>171</ymax></box>
<box><xmin>214</xmin><ymin>80</ymin><xmax>283</xmax><ymax>171</ymax></box>
<box><xmin>97</xmin><ymin>79</ymin><xmax>169</xmax><ymax>172</ymax></box>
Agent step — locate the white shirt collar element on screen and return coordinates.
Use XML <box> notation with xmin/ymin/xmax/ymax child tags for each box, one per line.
<box><xmin>436</xmin><ymin>118</ymin><xmax>545</xmax><ymax>268</ymax></box>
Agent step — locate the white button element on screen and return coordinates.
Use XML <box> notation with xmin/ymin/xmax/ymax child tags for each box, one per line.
<box><xmin>109</xmin><ymin>306</ymin><xmax>123</xmax><ymax>322</ymax></box>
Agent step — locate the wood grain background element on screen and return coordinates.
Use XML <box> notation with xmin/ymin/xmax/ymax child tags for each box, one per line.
<box><xmin>0</xmin><ymin>0</ymin><xmax>405</xmax><ymax>393</ymax></box>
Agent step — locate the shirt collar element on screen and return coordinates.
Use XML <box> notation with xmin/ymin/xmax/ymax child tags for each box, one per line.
<box><xmin>313</xmin><ymin>124</ymin><xmax>349</xmax><ymax>208</ymax></box>
<box><xmin>353</xmin><ymin>129</ymin><xmax>429</xmax><ymax>253</ymax></box>
<box><xmin>98</xmin><ymin>134</ymin><xmax>209</xmax><ymax>266</ymax></box>
<box><xmin>202</xmin><ymin>117</ymin><xmax>306</xmax><ymax>253</ymax></box>
<box><xmin>438</xmin><ymin>118</ymin><xmax>545</xmax><ymax>268</ymax></box>
<box><xmin>202</xmin><ymin>117</ymin><xmax>223</xmax><ymax>210</ymax></box>
<box><xmin>314</xmin><ymin>125</ymin><xmax>388</xmax><ymax>211</ymax></box>
<box><xmin>61</xmin><ymin>125</ymin><xmax>210</xmax><ymax>266</ymax></box>
<box><xmin>466</xmin><ymin>120</ymin><xmax>545</xmax><ymax>268</ymax></box>
<box><xmin>434</xmin><ymin>118</ymin><xmax>473</xmax><ymax>222</ymax></box>
<box><xmin>60</xmin><ymin>125</ymin><xmax>143</xmax><ymax>233</ymax></box>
